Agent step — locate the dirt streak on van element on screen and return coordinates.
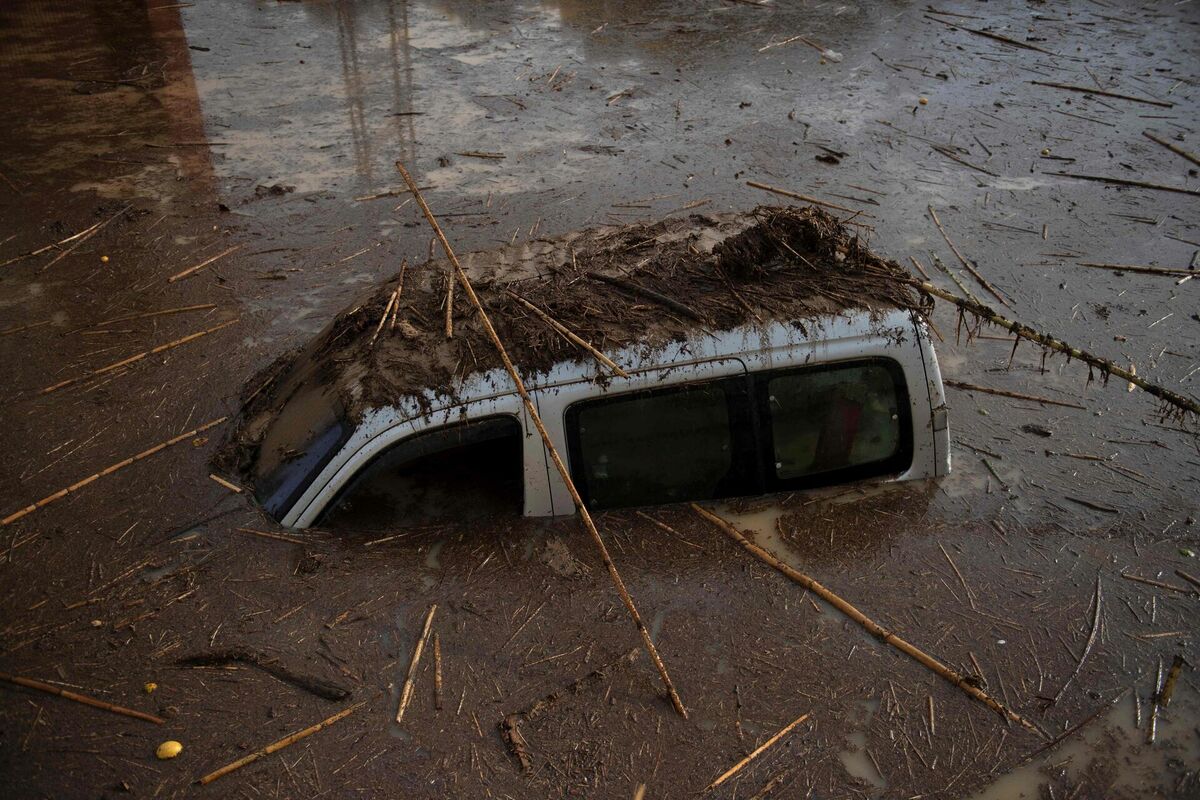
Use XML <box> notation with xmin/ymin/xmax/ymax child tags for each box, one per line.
<box><xmin>220</xmin><ymin>206</ymin><xmax>950</xmax><ymax>529</ymax></box>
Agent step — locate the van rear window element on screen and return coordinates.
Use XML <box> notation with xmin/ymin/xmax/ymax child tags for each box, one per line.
<box><xmin>762</xmin><ymin>360</ymin><xmax>910</xmax><ymax>487</ymax></box>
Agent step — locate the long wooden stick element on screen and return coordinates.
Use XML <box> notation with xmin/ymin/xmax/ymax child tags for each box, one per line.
<box><xmin>2</xmin><ymin>416</ymin><xmax>227</xmax><ymax>525</ymax></box>
<box><xmin>0</xmin><ymin>671</ymin><xmax>164</xmax><ymax>724</ymax></box>
<box><xmin>1030</xmin><ymin>81</ymin><xmax>1173</xmax><ymax>108</ymax></box>
<box><xmin>1073</xmin><ymin>262</ymin><xmax>1195</xmax><ymax>277</ymax></box>
<box><xmin>1047</xmin><ymin>171</ymin><xmax>1200</xmax><ymax>198</ymax></box>
<box><xmin>704</xmin><ymin>711</ymin><xmax>811</xmax><ymax>792</ymax></box>
<box><xmin>397</xmin><ymin>160</ymin><xmax>688</xmax><ymax>718</ymax></box>
<box><xmin>928</xmin><ymin>206</ymin><xmax>1009</xmax><ymax>307</ymax></box>
<box><xmin>692</xmin><ymin>504</ymin><xmax>1044</xmax><ymax>735</ymax></box>
<box><xmin>944</xmin><ymin>380</ymin><xmax>1085</xmax><ymax>410</ymax></box>
<box><xmin>506</xmin><ymin>291</ymin><xmax>630</xmax><ymax>378</ymax></box>
<box><xmin>1</xmin><ymin>205</ymin><xmax>131</xmax><ymax>269</ymax></box>
<box><xmin>914</xmin><ymin>281</ymin><xmax>1200</xmax><ymax>416</ymax></box>
<box><xmin>433</xmin><ymin>633</ymin><xmax>443</xmax><ymax>711</ymax></box>
<box><xmin>198</xmin><ymin>702</ymin><xmax>364</xmax><ymax>784</ymax></box>
<box><xmin>40</xmin><ymin>318</ymin><xmax>238</xmax><ymax>394</ymax></box>
<box><xmin>396</xmin><ymin>604</ymin><xmax>437</xmax><ymax>723</ymax></box>
<box><xmin>167</xmin><ymin>243</ymin><xmax>243</xmax><ymax>283</ymax></box>
<box><xmin>1143</xmin><ymin>131</ymin><xmax>1200</xmax><ymax>168</ymax></box>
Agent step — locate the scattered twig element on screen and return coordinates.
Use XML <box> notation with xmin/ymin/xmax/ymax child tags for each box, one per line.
<box><xmin>929</xmin><ymin>17</ymin><xmax>1056</xmax><ymax>54</ymax></box>
<box><xmin>398</xmin><ymin>160</ymin><xmax>689</xmax><ymax>719</ymax></box>
<box><xmin>167</xmin><ymin>243</ymin><xmax>243</xmax><ymax>283</ymax></box>
<box><xmin>692</xmin><ymin>504</ymin><xmax>1045</xmax><ymax>735</ymax></box>
<box><xmin>945</xmin><ymin>380</ymin><xmax>1085</xmax><ymax>410</ymax></box>
<box><xmin>1030</xmin><ymin>81</ymin><xmax>1173</xmax><ymax>108</ymax></box>
<box><xmin>704</xmin><ymin>711</ymin><xmax>812</xmax><ymax>792</ymax></box>
<box><xmin>208</xmin><ymin>474</ymin><xmax>242</xmax><ymax>493</ymax></box>
<box><xmin>40</xmin><ymin>204</ymin><xmax>134</xmax><ymax>272</ymax></box>
<box><xmin>1</xmin><ymin>205</ymin><xmax>131</xmax><ymax>269</ymax></box>
<box><xmin>396</xmin><ymin>604</ymin><xmax>437</xmax><ymax>724</ymax></box>
<box><xmin>1148</xmin><ymin>658</ymin><xmax>1163</xmax><ymax>744</ymax></box>
<box><xmin>433</xmin><ymin>633</ymin><xmax>444</xmax><ymax>711</ymax></box>
<box><xmin>1019</xmin><ymin>689</ymin><xmax>1130</xmax><ymax>765</ymax></box>
<box><xmin>198</xmin><ymin>702</ymin><xmax>364</xmax><ymax>784</ymax></box>
<box><xmin>0</xmin><ymin>671</ymin><xmax>164</xmax><ymax>724</ymax></box>
<box><xmin>2</xmin><ymin>417</ymin><xmax>227</xmax><ymax>525</ymax></box>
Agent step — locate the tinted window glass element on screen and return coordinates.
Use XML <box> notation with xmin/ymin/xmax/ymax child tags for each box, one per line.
<box><xmin>765</xmin><ymin>360</ymin><xmax>908</xmax><ymax>483</ymax></box>
<box><xmin>567</xmin><ymin>378</ymin><xmax>752</xmax><ymax>510</ymax></box>
<box><xmin>318</xmin><ymin>417</ymin><xmax>522</xmax><ymax>531</ymax></box>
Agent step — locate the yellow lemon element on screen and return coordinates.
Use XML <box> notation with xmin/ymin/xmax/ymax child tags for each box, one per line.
<box><xmin>100</xmin><ymin>255</ymin><xmax>109</xmax><ymax>263</ymax></box>
<box><xmin>156</xmin><ymin>740</ymin><xmax>182</xmax><ymax>760</ymax></box>
<box><xmin>144</xmin><ymin>682</ymin><xmax>158</xmax><ymax>694</ymax></box>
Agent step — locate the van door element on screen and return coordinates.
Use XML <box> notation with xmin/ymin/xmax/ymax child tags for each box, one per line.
<box><xmin>533</xmin><ymin>358</ymin><xmax>750</xmax><ymax>515</ymax></box>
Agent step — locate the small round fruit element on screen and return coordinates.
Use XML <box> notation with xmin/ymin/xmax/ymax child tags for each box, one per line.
<box><xmin>156</xmin><ymin>740</ymin><xmax>183</xmax><ymax>760</ymax></box>
<box><xmin>100</xmin><ymin>255</ymin><xmax>109</xmax><ymax>263</ymax></box>
<box><xmin>918</xmin><ymin>96</ymin><xmax>929</xmax><ymax>105</ymax></box>
<box><xmin>144</xmin><ymin>682</ymin><xmax>158</xmax><ymax>694</ymax></box>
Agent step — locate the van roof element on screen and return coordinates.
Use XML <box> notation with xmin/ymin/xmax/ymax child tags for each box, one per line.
<box><xmin>225</xmin><ymin>205</ymin><xmax>928</xmax><ymax>472</ymax></box>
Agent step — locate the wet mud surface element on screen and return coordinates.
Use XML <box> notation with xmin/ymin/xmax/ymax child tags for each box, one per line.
<box><xmin>1</xmin><ymin>1</ymin><xmax>1198</xmax><ymax>798</ymax></box>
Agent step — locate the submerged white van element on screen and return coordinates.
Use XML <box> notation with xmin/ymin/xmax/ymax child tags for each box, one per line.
<box><xmin>232</xmin><ymin>207</ymin><xmax>950</xmax><ymax>530</ymax></box>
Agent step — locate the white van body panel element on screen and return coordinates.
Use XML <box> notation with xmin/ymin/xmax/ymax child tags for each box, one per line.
<box><xmin>283</xmin><ymin>308</ymin><xmax>949</xmax><ymax>528</ymax></box>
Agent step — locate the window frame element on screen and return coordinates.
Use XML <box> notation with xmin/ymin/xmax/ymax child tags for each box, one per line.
<box><xmin>562</xmin><ymin>357</ymin><xmax>912</xmax><ymax>510</ymax></box>
<box><xmin>753</xmin><ymin>357</ymin><xmax>913</xmax><ymax>493</ymax></box>
<box><xmin>313</xmin><ymin>413</ymin><xmax>524</xmax><ymax>529</ymax></box>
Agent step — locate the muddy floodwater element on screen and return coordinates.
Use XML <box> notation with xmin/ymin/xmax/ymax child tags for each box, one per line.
<box><xmin>1</xmin><ymin>1</ymin><xmax>1198</xmax><ymax>798</ymax></box>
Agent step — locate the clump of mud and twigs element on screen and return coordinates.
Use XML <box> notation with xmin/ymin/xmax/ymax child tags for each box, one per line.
<box><xmin>221</xmin><ymin>205</ymin><xmax>930</xmax><ymax>473</ymax></box>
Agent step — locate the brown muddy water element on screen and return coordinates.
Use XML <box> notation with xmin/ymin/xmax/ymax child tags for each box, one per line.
<box><xmin>1</xmin><ymin>1</ymin><xmax>1198</xmax><ymax>798</ymax></box>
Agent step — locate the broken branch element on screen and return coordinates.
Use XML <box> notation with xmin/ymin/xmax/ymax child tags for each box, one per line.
<box><xmin>704</xmin><ymin>711</ymin><xmax>812</xmax><ymax>792</ymax></box>
<box><xmin>506</xmin><ymin>291</ymin><xmax>630</xmax><ymax>378</ymax></box>
<box><xmin>396</xmin><ymin>603</ymin><xmax>437</xmax><ymax>724</ymax></box>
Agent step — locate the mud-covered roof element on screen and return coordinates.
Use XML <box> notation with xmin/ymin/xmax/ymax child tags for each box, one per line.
<box><xmin>222</xmin><ymin>205</ymin><xmax>929</xmax><ymax>475</ymax></box>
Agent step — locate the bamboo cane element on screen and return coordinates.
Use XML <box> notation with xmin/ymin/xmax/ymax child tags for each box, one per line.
<box><xmin>1143</xmin><ymin>131</ymin><xmax>1200</xmax><ymax>168</ymax></box>
<box><xmin>2</xmin><ymin>417</ymin><xmax>227</xmax><ymax>525</ymax></box>
<box><xmin>914</xmin><ymin>281</ymin><xmax>1200</xmax><ymax>416</ymax></box>
<box><xmin>691</xmin><ymin>504</ymin><xmax>1044</xmax><ymax>736</ymax></box>
<box><xmin>704</xmin><ymin>711</ymin><xmax>811</xmax><ymax>792</ymax></box>
<box><xmin>167</xmin><ymin>243</ymin><xmax>243</xmax><ymax>283</ymax></box>
<box><xmin>0</xmin><ymin>672</ymin><xmax>164</xmax><ymax>724</ymax></box>
<box><xmin>928</xmin><ymin>206</ymin><xmax>1009</xmax><ymax>307</ymax></box>
<box><xmin>396</xmin><ymin>604</ymin><xmax>437</xmax><ymax>723</ymax></box>
<box><xmin>396</xmin><ymin>160</ymin><xmax>688</xmax><ymax>719</ymax></box>
<box><xmin>40</xmin><ymin>318</ymin><xmax>238</xmax><ymax>394</ymax></box>
<box><xmin>198</xmin><ymin>702</ymin><xmax>364</xmax><ymax>784</ymax></box>
<box><xmin>506</xmin><ymin>291</ymin><xmax>630</xmax><ymax>378</ymax></box>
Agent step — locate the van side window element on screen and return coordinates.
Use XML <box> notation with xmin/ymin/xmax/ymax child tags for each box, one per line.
<box><xmin>762</xmin><ymin>360</ymin><xmax>910</xmax><ymax>486</ymax></box>
<box><xmin>566</xmin><ymin>377</ymin><xmax>755</xmax><ymax>511</ymax></box>
<box><xmin>318</xmin><ymin>416</ymin><xmax>523</xmax><ymax>531</ymax></box>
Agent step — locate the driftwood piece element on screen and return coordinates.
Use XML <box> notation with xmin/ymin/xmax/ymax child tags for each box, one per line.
<box><xmin>177</xmin><ymin>648</ymin><xmax>351</xmax><ymax>701</ymax></box>
<box><xmin>0</xmin><ymin>671</ymin><xmax>164</xmax><ymax>724</ymax></box>
<box><xmin>914</xmin><ymin>281</ymin><xmax>1200</xmax><ymax>417</ymax></box>
<box><xmin>692</xmin><ymin>504</ymin><xmax>1045</xmax><ymax>736</ymax></box>
<box><xmin>500</xmin><ymin>648</ymin><xmax>640</xmax><ymax>771</ymax></box>
<box><xmin>398</xmin><ymin>160</ymin><xmax>688</xmax><ymax>719</ymax></box>
<box><xmin>1047</xmin><ymin>171</ymin><xmax>1200</xmax><ymax>197</ymax></box>
<box><xmin>1030</xmin><ymin>80</ymin><xmax>1173</xmax><ymax>108</ymax></box>
<box><xmin>198</xmin><ymin>702</ymin><xmax>363</xmax><ymax>784</ymax></box>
